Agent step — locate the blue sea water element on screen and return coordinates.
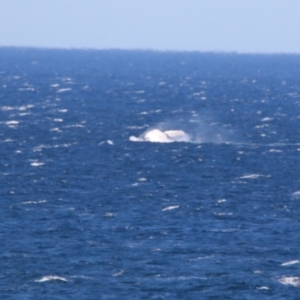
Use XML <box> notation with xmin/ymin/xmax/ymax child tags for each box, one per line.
<box><xmin>1</xmin><ymin>48</ymin><xmax>300</xmax><ymax>299</ymax></box>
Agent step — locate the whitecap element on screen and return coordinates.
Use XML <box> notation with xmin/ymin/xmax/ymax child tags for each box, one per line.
<box><xmin>281</xmin><ymin>260</ymin><xmax>300</xmax><ymax>266</ymax></box>
<box><xmin>56</xmin><ymin>88</ymin><xmax>72</xmax><ymax>93</ymax></box>
<box><xmin>70</xmin><ymin>275</ymin><xmax>92</xmax><ymax>280</ymax></box>
<box><xmin>269</xmin><ymin>149</ymin><xmax>283</xmax><ymax>153</ymax></box>
<box><xmin>50</xmin><ymin>128</ymin><xmax>62</xmax><ymax>132</ymax></box>
<box><xmin>53</xmin><ymin>143</ymin><xmax>71</xmax><ymax>148</ymax></box>
<box><xmin>54</xmin><ymin>118</ymin><xmax>63</xmax><ymax>122</ymax></box>
<box><xmin>104</xmin><ymin>212</ymin><xmax>114</xmax><ymax>217</ymax></box>
<box><xmin>127</xmin><ymin>125</ymin><xmax>149</xmax><ymax>130</ymax></box>
<box><xmin>261</xmin><ymin>117</ymin><xmax>273</xmax><ymax>122</ymax></box>
<box><xmin>62</xmin><ymin>77</ymin><xmax>73</xmax><ymax>82</ymax></box>
<box><xmin>21</xmin><ymin>200</ymin><xmax>47</xmax><ymax>205</ymax></box>
<box><xmin>292</xmin><ymin>191</ymin><xmax>300</xmax><ymax>198</ymax></box>
<box><xmin>34</xmin><ymin>275</ymin><xmax>67</xmax><ymax>283</ymax></box>
<box><xmin>154</xmin><ymin>275</ymin><xmax>205</xmax><ymax>282</ymax></box>
<box><xmin>188</xmin><ymin>255</ymin><xmax>214</xmax><ymax>261</ymax></box>
<box><xmin>6</xmin><ymin>120</ymin><xmax>19</xmax><ymax>125</ymax></box>
<box><xmin>278</xmin><ymin>276</ymin><xmax>300</xmax><ymax>286</ymax></box>
<box><xmin>213</xmin><ymin>212</ymin><xmax>233</xmax><ymax>216</ymax></box>
<box><xmin>2</xmin><ymin>105</ymin><xmax>33</xmax><ymax>111</ymax></box>
<box><xmin>1</xmin><ymin>106</ymin><xmax>14</xmax><ymax>111</ymax></box>
<box><xmin>138</xmin><ymin>178</ymin><xmax>147</xmax><ymax>182</ymax></box>
<box><xmin>19</xmin><ymin>87</ymin><xmax>35</xmax><ymax>91</ymax></box>
<box><xmin>255</xmin><ymin>124</ymin><xmax>269</xmax><ymax>128</ymax></box>
<box><xmin>112</xmin><ymin>270</ymin><xmax>124</xmax><ymax>277</ymax></box>
<box><xmin>107</xmin><ymin>140</ymin><xmax>114</xmax><ymax>145</ymax></box>
<box><xmin>30</xmin><ymin>162</ymin><xmax>44</xmax><ymax>167</ymax></box>
<box><xmin>20</xmin><ymin>105</ymin><xmax>34</xmax><ymax>110</ymax></box>
<box><xmin>240</xmin><ymin>174</ymin><xmax>270</xmax><ymax>179</ymax></box>
<box><xmin>162</xmin><ymin>205</ymin><xmax>179</xmax><ymax>211</ymax></box>
<box><xmin>65</xmin><ymin>124</ymin><xmax>85</xmax><ymax>128</ymax></box>
<box><xmin>32</xmin><ymin>144</ymin><xmax>51</xmax><ymax>152</ymax></box>
<box><xmin>217</xmin><ymin>199</ymin><xmax>227</xmax><ymax>203</ymax></box>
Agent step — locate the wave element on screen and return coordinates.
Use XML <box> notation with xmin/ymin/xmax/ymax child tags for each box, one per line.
<box><xmin>34</xmin><ymin>275</ymin><xmax>67</xmax><ymax>283</ymax></box>
<box><xmin>278</xmin><ymin>276</ymin><xmax>300</xmax><ymax>287</ymax></box>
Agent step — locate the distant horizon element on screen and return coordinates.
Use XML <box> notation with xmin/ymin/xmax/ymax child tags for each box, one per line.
<box><xmin>1</xmin><ymin>45</ymin><xmax>300</xmax><ymax>56</ymax></box>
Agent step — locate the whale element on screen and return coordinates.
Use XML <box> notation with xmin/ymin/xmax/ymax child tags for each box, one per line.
<box><xmin>130</xmin><ymin>129</ymin><xmax>190</xmax><ymax>143</ymax></box>
<box><xmin>144</xmin><ymin>129</ymin><xmax>173</xmax><ymax>143</ymax></box>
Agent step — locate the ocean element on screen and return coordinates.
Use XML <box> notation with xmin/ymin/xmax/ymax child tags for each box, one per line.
<box><xmin>1</xmin><ymin>47</ymin><xmax>300</xmax><ymax>299</ymax></box>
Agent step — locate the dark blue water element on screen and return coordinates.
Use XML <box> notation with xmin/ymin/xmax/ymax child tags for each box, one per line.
<box><xmin>1</xmin><ymin>48</ymin><xmax>300</xmax><ymax>299</ymax></box>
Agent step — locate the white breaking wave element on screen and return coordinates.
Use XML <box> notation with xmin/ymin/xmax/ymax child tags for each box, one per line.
<box><xmin>278</xmin><ymin>276</ymin><xmax>300</xmax><ymax>286</ymax></box>
<box><xmin>32</xmin><ymin>144</ymin><xmax>51</xmax><ymax>152</ymax></box>
<box><xmin>162</xmin><ymin>205</ymin><xmax>180</xmax><ymax>211</ymax></box>
<box><xmin>281</xmin><ymin>260</ymin><xmax>300</xmax><ymax>266</ymax></box>
<box><xmin>240</xmin><ymin>174</ymin><xmax>271</xmax><ymax>179</ymax></box>
<box><xmin>6</xmin><ymin>120</ymin><xmax>19</xmax><ymax>125</ymax></box>
<box><xmin>30</xmin><ymin>161</ymin><xmax>45</xmax><ymax>167</ymax></box>
<box><xmin>19</xmin><ymin>87</ymin><xmax>35</xmax><ymax>91</ymax></box>
<box><xmin>112</xmin><ymin>270</ymin><xmax>124</xmax><ymax>277</ymax></box>
<box><xmin>50</xmin><ymin>128</ymin><xmax>62</xmax><ymax>132</ymax></box>
<box><xmin>130</xmin><ymin>129</ymin><xmax>191</xmax><ymax>143</ymax></box>
<box><xmin>1</xmin><ymin>105</ymin><xmax>34</xmax><ymax>111</ymax></box>
<box><xmin>34</xmin><ymin>275</ymin><xmax>67</xmax><ymax>282</ymax></box>
<box><xmin>21</xmin><ymin>200</ymin><xmax>47</xmax><ymax>205</ymax></box>
<box><xmin>292</xmin><ymin>191</ymin><xmax>300</xmax><ymax>198</ymax></box>
<box><xmin>56</xmin><ymin>88</ymin><xmax>72</xmax><ymax>93</ymax></box>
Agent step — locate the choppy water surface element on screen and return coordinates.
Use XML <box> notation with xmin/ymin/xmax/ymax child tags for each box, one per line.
<box><xmin>1</xmin><ymin>48</ymin><xmax>300</xmax><ymax>299</ymax></box>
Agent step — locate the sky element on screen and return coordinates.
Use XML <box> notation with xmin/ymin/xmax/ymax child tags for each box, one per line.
<box><xmin>1</xmin><ymin>0</ymin><xmax>300</xmax><ymax>53</ymax></box>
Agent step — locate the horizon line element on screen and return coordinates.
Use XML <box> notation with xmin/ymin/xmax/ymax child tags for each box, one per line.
<box><xmin>1</xmin><ymin>45</ymin><xmax>300</xmax><ymax>56</ymax></box>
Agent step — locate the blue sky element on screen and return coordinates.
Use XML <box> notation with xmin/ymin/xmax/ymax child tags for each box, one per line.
<box><xmin>1</xmin><ymin>0</ymin><xmax>300</xmax><ymax>53</ymax></box>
